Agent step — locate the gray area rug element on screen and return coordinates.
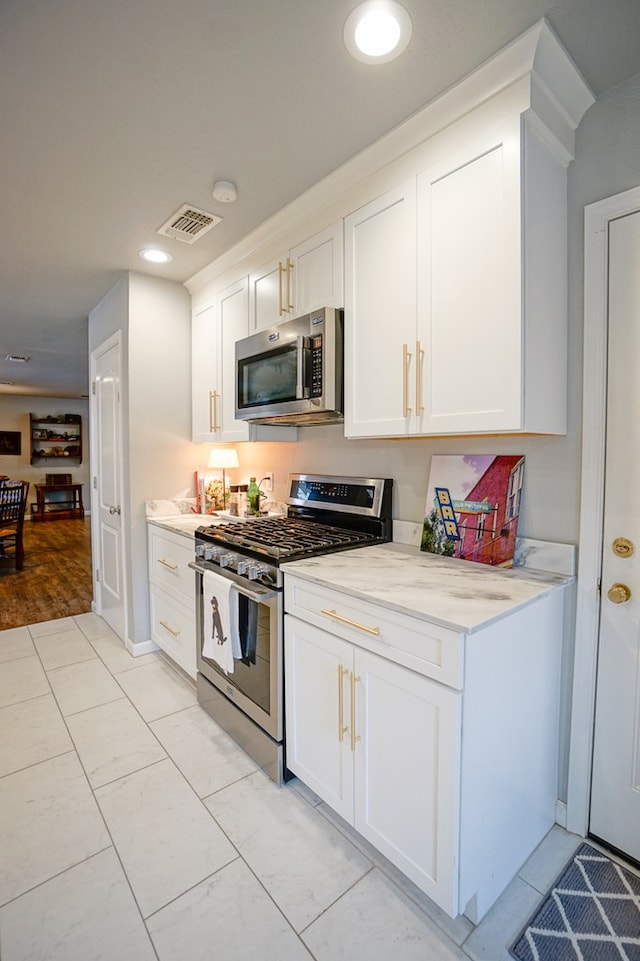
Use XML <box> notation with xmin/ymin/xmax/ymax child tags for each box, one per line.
<box><xmin>510</xmin><ymin>843</ymin><xmax>640</xmax><ymax>960</ymax></box>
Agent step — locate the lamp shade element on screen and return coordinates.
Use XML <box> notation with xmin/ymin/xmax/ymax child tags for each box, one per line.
<box><xmin>208</xmin><ymin>448</ymin><xmax>239</xmax><ymax>470</ymax></box>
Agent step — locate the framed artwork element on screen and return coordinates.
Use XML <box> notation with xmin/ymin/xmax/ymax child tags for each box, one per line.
<box><xmin>421</xmin><ymin>454</ymin><xmax>525</xmax><ymax>568</ymax></box>
<box><xmin>0</xmin><ymin>430</ymin><xmax>21</xmax><ymax>455</ymax></box>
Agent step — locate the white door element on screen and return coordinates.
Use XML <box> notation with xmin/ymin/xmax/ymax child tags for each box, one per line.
<box><xmin>590</xmin><ymin>209</ymin><xmax>640</xmax><ymax>862</ymax></box>
<box><xmin>91</xmin><ymin>334</ymin><xmax>126</xmax><ymax>641</ymax></box>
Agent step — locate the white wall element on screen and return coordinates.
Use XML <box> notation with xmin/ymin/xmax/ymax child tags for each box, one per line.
<box><xmin>0</xmin><ymin>395</ymin><xmax>90</xmax><ymax>513</ymax></box>
<box><xmin>89</xmin><ymin>272</ymin><xmax>200</xmax><ymax>648</ymax></box>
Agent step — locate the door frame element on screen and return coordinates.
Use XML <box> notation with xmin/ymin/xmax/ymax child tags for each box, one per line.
<box><xmin>89</xmin><ymin>329</ymin><xmax>128</xmax><ymax>640</ymax></box>
<box><xmin>567</xmin><ymin>184</ymin><xmax>640</xmax><ymax>836</ymax></box>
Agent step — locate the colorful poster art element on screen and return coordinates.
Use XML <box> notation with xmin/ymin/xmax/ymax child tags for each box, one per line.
<box><xmin>421</xmin><ymin>454</ymin><xmax>525</xmax><ymax>567</ymax></box>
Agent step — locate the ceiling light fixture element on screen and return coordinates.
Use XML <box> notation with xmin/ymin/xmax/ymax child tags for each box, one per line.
<box><xmin>344</xmin><ymin>0</ymin><xmax>412</xmax><ymax>63</ymax></box>
<box><xmin>139</xmin><ymin>248</ymin><xmax>173</xmax><ymax>264</ymax></box>
<box><xmin>212</xmin><ymin>181</ymin><xmax>238</xmax><ymax>203</ymax></box>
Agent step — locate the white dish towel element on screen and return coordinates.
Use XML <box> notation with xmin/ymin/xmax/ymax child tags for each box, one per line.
<box><xmin>202</xmin><ymin>570</ymin><xmax>241</xmax><ymax>674</ymax></box>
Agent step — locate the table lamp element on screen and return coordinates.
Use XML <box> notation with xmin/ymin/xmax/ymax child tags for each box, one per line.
<box><xmin>207</xmin><ymin>447</ymin><xmax>239</xmax><ymax>509</ymax></box>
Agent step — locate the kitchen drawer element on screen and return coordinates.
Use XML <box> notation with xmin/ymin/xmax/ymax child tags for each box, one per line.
<box><xmin>284</xmin><ymin>575</ymin><xmax>463</xmax><ymax>689</ymax></box>
<box><xmin>149</xmin><ymin>526</ymin><xmax>195</xmax><ymax>603</ymax></box>
<box><xmin>149</xmin><ymin>586</ymin><xmax>197</xmax><ymax>679</ymax></box>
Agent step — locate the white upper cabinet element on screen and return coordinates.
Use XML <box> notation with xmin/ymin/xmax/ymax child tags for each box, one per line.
<box><xmin>344</xmin><ymin>183</ymin><xmax>417</xmax><ymax>437</ymax></box>
<box><xmin>345</xmin><ymin>110</ymin><xmax>572</xmax><ymax>439</ymax></box>
<box><xmin>186</xmin><ymin>21</ymin><xmax>594</xmax><ymax>441</ymax></box>
<box><xmin>192</xmin><ymin>276</ymin><xmax>251</xmax><ymax>443</ymax></box>
<box><xmin>249</xmin><ymin>222</ymin><xmax>343</xmax><ymax>330</ymax></box>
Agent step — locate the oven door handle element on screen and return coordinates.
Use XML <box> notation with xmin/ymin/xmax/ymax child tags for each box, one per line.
<box><xmin>189</xmin><ymin>561</ymin><xmax>277</xmax><ymax>603</ymax></box>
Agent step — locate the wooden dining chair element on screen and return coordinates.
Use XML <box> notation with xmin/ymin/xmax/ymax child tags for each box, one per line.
<box><xmin>0</xmin><ymin>481</ymin><xmax>30</xmax><ymax>571</ymax></box>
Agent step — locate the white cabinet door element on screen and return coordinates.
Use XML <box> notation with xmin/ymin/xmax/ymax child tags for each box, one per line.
<box><xmin>250</xmin><ymin>223</ymin><xmax>344</xmax><ymax>330</ymax></box>
<box><xmin>290</xmin><ymin>222</ymin><xmax>343</xmax><ymax>315</ymax></box>
<box><xmin>284</xmin><ymin>614</ymin><xmax>354</xmax><ymax>822</ymax></box>
<box><xmin>344</xmin><ymin>182</ymin><xmax>417</xmax><ymax>438</ymax></box>
<box><xmin>354</xmin><ymin>648</ymin><xmax>461</xmax><ymax>915</ymax></box>
<box><xmin>416</xmin><ymin>130</ymin><xmax>522</xmax><ymax>434</ymax></box>
<box><xmin>191</xmin><ymin>303</ymin><xmax>219</xmax><ymax>442</ymax></box>
<box><xmin>218</xmin><ymin>276</ymin><xmax>250</xmax><ymax>442</ymax></box>
<box><xmin>285</xmin><ymin>609</ymin><xmax>461</xmax><ymax>915</ymax></box>
<box><xmin>249</xmin><ymin>256</ymin><xmax>286</xmax><ymax>330</ymax></box>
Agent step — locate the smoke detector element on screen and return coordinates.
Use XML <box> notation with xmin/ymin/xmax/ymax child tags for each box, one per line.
<box><xmin>157</xmin><ymin>204</ymin><xmax>222</xmax><ymax>245</ymax></box>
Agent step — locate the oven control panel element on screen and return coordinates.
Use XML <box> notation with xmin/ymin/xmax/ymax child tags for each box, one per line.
<box><xmin>194</xmin><ymin>541</ymin><xmax>279</xmax><ymax>589</ymax></box>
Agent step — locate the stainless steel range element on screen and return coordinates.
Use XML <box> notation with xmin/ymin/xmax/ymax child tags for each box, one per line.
<box><xmin>191</xmin><ymin>474</ymin><xmax>393</xmax><ymax>783</ymax></box>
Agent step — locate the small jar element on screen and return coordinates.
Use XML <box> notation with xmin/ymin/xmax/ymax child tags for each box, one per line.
<box><xmin>228</xmin><ymin>485</ymin><xmax>240</xmax><ymax>516</ymax></box>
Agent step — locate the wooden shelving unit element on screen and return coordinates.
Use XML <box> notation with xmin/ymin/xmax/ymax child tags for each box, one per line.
<box><xmin>30</xmin><ymin>413</ymin><xmax>82</xmax><ymax>465</ymax></box>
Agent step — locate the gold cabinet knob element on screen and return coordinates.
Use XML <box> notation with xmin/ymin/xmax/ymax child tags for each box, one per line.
<box><xmin>607</xmin><ymin>583</ymin><xmax>632</xmax><ymax>604</ymax></box>
<box><xmin>612</xmin><ymin>537</ymin><xmax>634</xmax><ymax>558</ymax></box>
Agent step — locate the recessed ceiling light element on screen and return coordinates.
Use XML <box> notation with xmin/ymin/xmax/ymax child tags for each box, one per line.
<box><xmin>344</xmin><ymin>0</ymin><xmax>412</xmax><ymax>63</ymax></box>
<box><xmin>139</xmin><ymin>248</ymin><xmax>173</xmax><ymax>264</ymax></box>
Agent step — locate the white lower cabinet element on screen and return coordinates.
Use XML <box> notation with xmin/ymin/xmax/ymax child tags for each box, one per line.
<box><xmin>285</xmin><ymin>614</ymin><xmax>460</xmax><ymax>912</ymax></box>
<box><xmin>284</xmin><ymin>572</ymin><xmax>566</xmax><ymax>922</ymax></box>
<box><xmin>148</xmin><ymin>524</ymin><xmax>196</xmax><ymax>678</ymax></box>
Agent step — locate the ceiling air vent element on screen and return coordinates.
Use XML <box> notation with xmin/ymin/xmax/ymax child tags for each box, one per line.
<box><xmin>157</xmin><ymin>205</ymin><xmax>222</xmax><ymax>245</ymax></box>
<box><xmin>5</xmin><ymin>354</ymin><xmax>30</xmax><ymax>363</ymax></box>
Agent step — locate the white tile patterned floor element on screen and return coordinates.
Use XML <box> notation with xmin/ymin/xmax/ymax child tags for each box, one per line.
<box><xmin>0</xmin><ymin>613</ymin><xmax>584</xmax><ymax>960</ymax></box>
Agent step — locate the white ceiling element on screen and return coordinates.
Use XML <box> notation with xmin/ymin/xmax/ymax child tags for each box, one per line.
<box><xmin>2</xmin><ymin>0</ymin><xmax>639</xmax><ymax>398</ymax></box>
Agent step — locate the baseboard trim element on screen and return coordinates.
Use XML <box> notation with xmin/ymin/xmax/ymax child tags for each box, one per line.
<box><xmin>555</xmin><ymin>799</ymin><xmax>568</xmax><ymax>828</ymax></box>
<box><xmin>125</xmin><ymin>638</ymin><xmax>159</xmax><ymax>657</ymax></box>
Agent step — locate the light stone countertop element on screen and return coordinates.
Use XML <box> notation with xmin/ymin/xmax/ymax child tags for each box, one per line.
<box><xmin>146</xmin><ymin>514</ymin><xmax>218</xmax><ymax>538</ymax></box>
<box><xmin>281</xmin><ymin>542</ymin><xmax>572</xmax><ymax>634</ymax></box>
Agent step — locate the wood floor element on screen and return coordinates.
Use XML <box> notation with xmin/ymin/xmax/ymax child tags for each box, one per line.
<box><xmin>0</xmin><ymin>518</ymin><xmax>93</xmax><ymax>630</ymax></box>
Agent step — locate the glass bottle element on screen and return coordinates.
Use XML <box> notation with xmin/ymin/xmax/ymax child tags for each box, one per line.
<box><xmin>247</xmin><ymin>477</ymin><xmax>261</xmax><ymax>516</ymax></box>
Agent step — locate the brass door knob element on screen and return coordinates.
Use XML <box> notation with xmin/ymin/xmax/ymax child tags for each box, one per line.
<box><xmin>612</xmin><ymin>537</ymin><xmax>634</xmax><ymax>558</ymax></box>
<box><xmin>607</xmin><ymin>583</ymin><xmax>632</xmax><ymax>604</ymax></box>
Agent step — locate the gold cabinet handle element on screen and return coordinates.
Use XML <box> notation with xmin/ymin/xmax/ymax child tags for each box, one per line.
<box><xmin>278</xmin><ymin>261</ymin><xmax>286</xmax><ymax>316</ymax></box>
<box><xmin>286</xmin><ymin>257</ymin><xmax>294</xmax><ymax>311</ymax></box>
<box><xmin>403</xmin><ymin>343</ymin><xmax>412</xmax><ymax>417</ymax></box>
<box><xmin>338</xmin><ymin>664</ymin><xmax>349</xmax><ymax>743</ymax></box>
<box><xmin>416</xmin><ymin>340</ymin><xmax>424</xmax><ymax>414</ymax></box>
<box><xmin>159</xmin><ymin>620</ymin><xmax>180</xmax><ymax>638</ymax></box>
<box><xmin>158</xmin><ymin>558</ymin><xmax>179</xmax><ymax>571</ymax></box>
<box><xmin>321</xmin><ymin>608</ymin><xmax>380</xmax><ymax>636</ymax></box>
<box><xmin>209</xmin><ymin>390</ymin><xmax>220</xmax><ymax>431</ymax></box>
<box><xmin>350</xmin><ymin>672</ymin><xmax>361</xmax><ymax>752</ymax></box>
<box><xmin>607</xmin><ymin>583</ymin><xmax>632</xmax><ymax>604</ymax></box>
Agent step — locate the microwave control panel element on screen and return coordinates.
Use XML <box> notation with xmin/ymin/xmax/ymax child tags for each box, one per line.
<box><xmin>310</xmin><ymin>335</ymin><xmax>323</xmax><ymax>397</ymax></box>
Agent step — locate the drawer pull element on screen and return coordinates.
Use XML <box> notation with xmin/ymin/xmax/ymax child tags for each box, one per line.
<box><xmin>158</xmin><ymin>558</ymin><xmax>179</xmax><ymax>571</ymax></box>
<box><xmin>159</xmin><ymin>619</ymin><xmax>180</xmax><ymax>638</ymax></box>
<box><xmin>321</xmin><ymin>609</ymin><xmax>380</xmax><ymax>636</ymax></box>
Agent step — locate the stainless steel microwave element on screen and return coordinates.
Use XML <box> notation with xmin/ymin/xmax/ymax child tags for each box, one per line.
<box><xmin>235</xmin><ymin>307</ymin><xmax>343</xmax><ymax>425</ymax></box>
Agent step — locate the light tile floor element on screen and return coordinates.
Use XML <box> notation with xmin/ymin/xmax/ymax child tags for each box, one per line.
<box><xmin>0</xmin><ymin>612</ymin><xmax>585</xmax><ymax>961</ymax></box>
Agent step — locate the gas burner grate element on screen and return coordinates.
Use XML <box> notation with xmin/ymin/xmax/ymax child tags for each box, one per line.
<box><xmin>201</xmin><ymin>517</ymin><xmax>375</xmax><ymax>560</ymax></box>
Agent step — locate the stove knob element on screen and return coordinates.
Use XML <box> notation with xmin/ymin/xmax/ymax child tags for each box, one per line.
<box><xmin>236</xmin><ymin>560</ymin><xmax>249</xmax><ymax>575</ymax></box>
<box><xmin>219</xmin><ymin>553</ymin><xmax>234</xmax><ymax>568</ymax></box>
<box><xmin>195</xmin><ymin>544</ymin><xmax>205</xmax><ymax>558</ymax></box>
<box><xmin>203</xmin><ymin>545</ymin><xmax>219</xmax><ymax>561</ymax></box>
<box><xmin>247</xmin><ymin>564</ymin><xmax>264</xmax><ymax>581</ymax></box>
